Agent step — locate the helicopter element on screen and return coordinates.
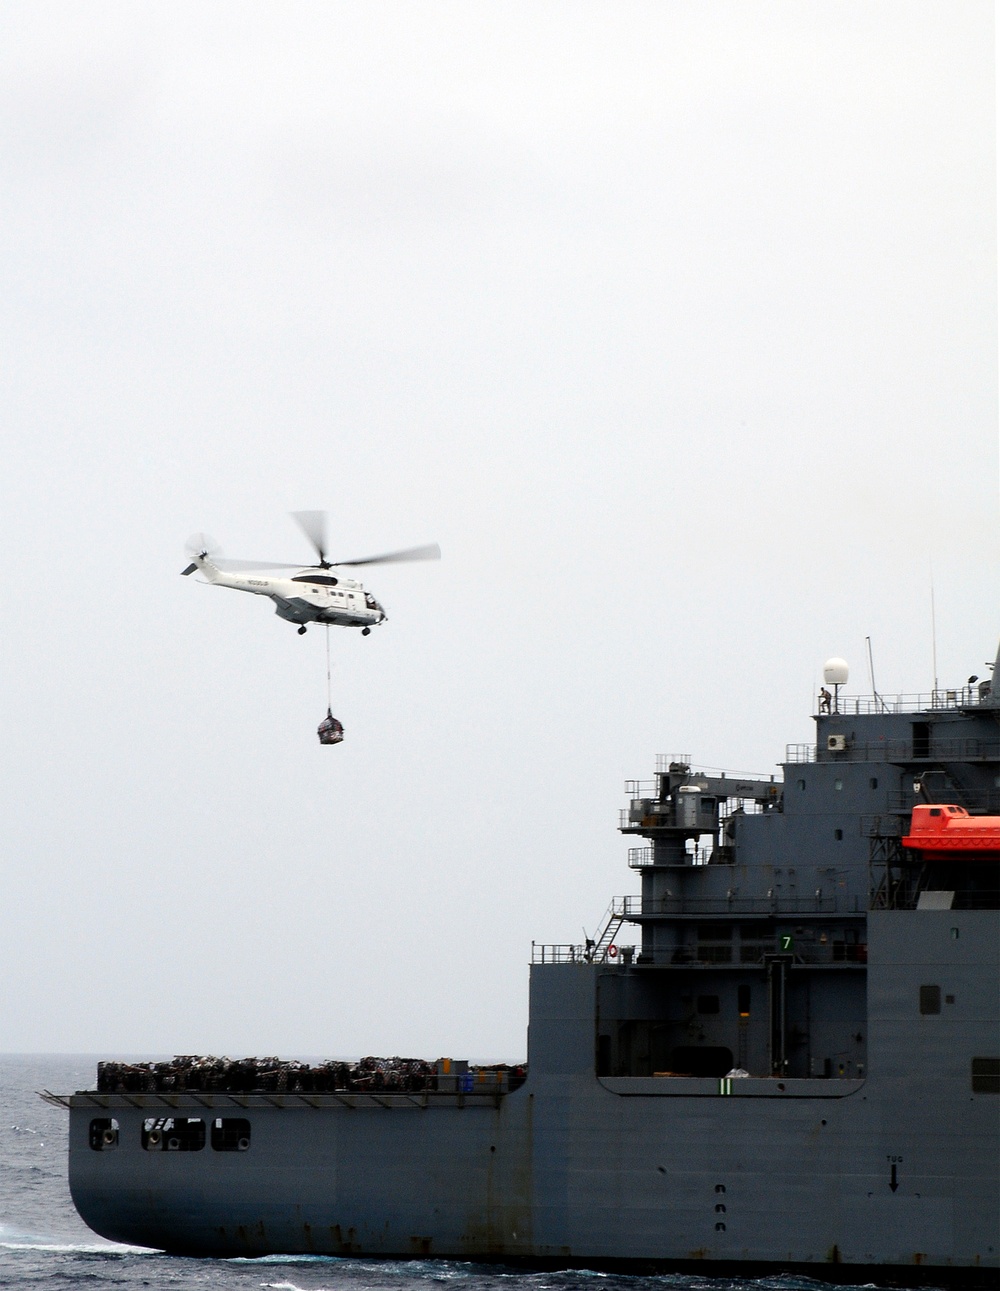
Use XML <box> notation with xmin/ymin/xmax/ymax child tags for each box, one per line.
<box><xmin>181</xmin><ymin>511</ymin><xmax>440</xmax><ymax>635</ymax></box>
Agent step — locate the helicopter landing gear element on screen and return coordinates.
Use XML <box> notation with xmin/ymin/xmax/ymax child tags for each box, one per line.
<box><xmin>362</xmin><ymin>627</ymin><xmax>371</xmax><ymax>636</ymax></box>
<box><xmin>297</xmin><ymin>625</ymin><xmax>307</xmax><ymax>635</ymax></box>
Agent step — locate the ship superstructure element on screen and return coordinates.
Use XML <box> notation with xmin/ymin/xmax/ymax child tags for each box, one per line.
<box><xmin>52</xmin><ymin>643</ymin><xmax>1000</xmax><ymax>1281</ymax></box>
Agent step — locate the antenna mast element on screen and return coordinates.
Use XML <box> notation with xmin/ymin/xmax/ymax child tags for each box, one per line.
<box><xmin>865</xmin><ymin>636</ymin><xmax>882</xmax><ymax>710</ymax></box>
<box><xmin>930</xmin><ymin>577</ymin><xmax>939</xmax><ymax>694</ymax></box>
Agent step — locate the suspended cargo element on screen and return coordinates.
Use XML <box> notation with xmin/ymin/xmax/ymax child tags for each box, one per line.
<box><xmin>317</xmin><ymin>709</ymin><xmax>344</xmax><ymax>745</ymax></box>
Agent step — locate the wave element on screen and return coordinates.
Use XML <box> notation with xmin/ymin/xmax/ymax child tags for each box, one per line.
<box><xmin>0</xmin><ymin>1228</ymin><xmax>153</xmax><ymax>1255</ymax></box>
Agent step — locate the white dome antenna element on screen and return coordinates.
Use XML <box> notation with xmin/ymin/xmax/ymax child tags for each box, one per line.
<box><xmin>819</xmin><ymin>657</ymin><xmax>849</xmax><ymax>715</ymax></box>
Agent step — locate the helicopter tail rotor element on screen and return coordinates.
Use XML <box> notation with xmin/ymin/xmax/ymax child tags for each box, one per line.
<box><xmin>182</xmin><ymin>533</ymin><xmax>222</xmax><ymax>574</ymax></box>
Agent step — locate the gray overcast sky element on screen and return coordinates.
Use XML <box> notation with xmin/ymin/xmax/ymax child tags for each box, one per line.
<box><xmin>1</xmin><ymin>2</ymin><xmax>996</xmax><ymax>1060</ymax></box>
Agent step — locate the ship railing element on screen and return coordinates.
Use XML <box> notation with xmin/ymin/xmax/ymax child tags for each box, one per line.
<box><xmin>531</xmin><ymin>940</ymin><xmax>866</xmax><ymax>966</ymax></box>
<box><xmin>628</xmin><ymin>845</ymin><xmax>716</xmax><ymax>867</ymax></box>
<box><xmin>884</xmin><ymin>789</ymin><xmax>1000</xmax><ymax>815</ymax></box>
<box><xmin>620</xmin><ymin>800</ymin><xmax>770</xmax><ymax>830</ymax></box>
<box><xmin>616</xmin><ymin>893</ymin><xmax>862</xmax><ymax>917</ymax></box>
<box><xmin>672</xmin><ymin>942</ymin><xmax>868</xmax><ymax>966</ymax></box>
<box><xmin>531</xmin><ymin>941</ymin><xmax>635</xmax><ymax>965</ymax></box>
<box><xmin>652</xmin><ymin>755</ymin><xmax>777</xmax><ymax>779</ymax></box>
<box><xmin>624</xmin><ymin>779</ymin><xmax>657</xmax><ymax>799</ymax></box>
<box><xmin>808</xmin><ymin>687</ymin><xmax>990</xmax><ymax>715</ymax></box>
<box><xmin>861</xmin><ymin>814</ymin><xmax>904</xmax><ymax>838</ymax></box>
<box><xmin>785</xmin><ymin>736</ymin><xmax>1000</xmax><ymax>765</ymax></box>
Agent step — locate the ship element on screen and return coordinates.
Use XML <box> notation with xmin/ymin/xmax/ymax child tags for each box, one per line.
<box><xmin>47</xmin><ymin>640</ymin><xmax>1000</xmax><ymax>1282</ymax></box>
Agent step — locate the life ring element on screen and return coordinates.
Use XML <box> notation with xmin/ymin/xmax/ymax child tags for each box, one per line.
<box><xmin>237</xmin><ymin>1137</ymin><xmax>250</xmax><ymax>1151</ymax></box>
<box><xmin>146</xmin><ymin>1129</ymin><xmax>162</xmax><ymax>1149</ymax></box>
<box><xmin>608</xmin><ymin>944</ymin><xmax>618</xmax><ymax>958</ymax></box>
<box><xmin>102</xmin><ymin>1128</ymin><xmax>117</xmax><ymax>1147</ymax></box>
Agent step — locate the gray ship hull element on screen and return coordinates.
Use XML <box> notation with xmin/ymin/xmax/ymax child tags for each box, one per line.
<box><xmin>67</xmin><ymin>910</ymin><xmax>998</xmax><ymax>1276</ymax></box>
<box><xmin>60</xmin><ymin>650</ymin><xmax>1000</xmax><ymax>1281</ymax></box>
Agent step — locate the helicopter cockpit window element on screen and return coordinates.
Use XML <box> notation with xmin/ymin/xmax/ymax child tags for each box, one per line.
<box><xmin>292</xmin><ymin>574</ymin><xmax>339</xmax><ymax>586</ymax></box>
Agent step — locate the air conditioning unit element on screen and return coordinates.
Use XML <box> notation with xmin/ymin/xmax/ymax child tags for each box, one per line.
<box><xmin>827</xmin><ymin>734</ymin><xmax>847</xmax><ymax>752</ymax></box>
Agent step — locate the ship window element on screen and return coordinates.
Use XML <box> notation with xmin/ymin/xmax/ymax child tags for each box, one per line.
<box><xmin>869</xmin><ymin>778</ymin><xmax>878</xmax><ymax>790</ymax></box>
<box><xmin>971</xmin><ymin>1058</ymin><xmax>1000</xmax><ymax>1094</ymax></box>
<box><xmin>738</xmin><ymin>985</ymin><xmax>751</xmax><ymax>1016</ymax></box>
<box><xmin>696</xmin><ymin>994</ymin><xmax>720</xmax><ymax>1014</ymax></box>
<box><xmin>142</xmin><ymin>1116</ymin><xmax>205</xmax><ymax>1151</ymax></box>
<box><xmin>834</xmin><ymin>779</ymin><xmax>843</xmax><ymax>791</ymax></box>
<box><xmin>89</xmin><ymin>1117</ymin><xmax>118</xmax><ymax>1150</ymax></box>
<box><xmin>797</xmin><ymin>779</ymin><xmax>805</xmax><ymax>791</ymax></box>
<box><xmin>834</xmin><ymin>829</ymin><xmax>843</xmax><ymax>841</ymax></box>
<box><xmin>919</xmin><ymin>985</ymin><xmax>941</xmax><ymax>1015</ymax></box>
<box><xmin>929</xmin><ymin>807</ymin><xmax>942</xmax><ymax>817</ymax></box>
<box><xmin>211</xmin><ymin>1117</ymin><xmax>251</xmax><ymax>1151</ymax></box>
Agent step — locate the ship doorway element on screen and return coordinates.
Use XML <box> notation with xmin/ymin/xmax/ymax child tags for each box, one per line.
<box><xmin>667</xmin><ymin>1046</ymin><xmax>734</xmax><ymax>1078</ymax></box>
<box><xmin>912</xmin><ymin>722</ymin><xmax>931</xmax><ymax>759</ymax></box>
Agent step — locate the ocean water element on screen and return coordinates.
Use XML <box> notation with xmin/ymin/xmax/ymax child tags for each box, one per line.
<box><xmin>1</xmin><ymin>1055</ymin><xmax>925</xmax><ymax>1291</ymax></box>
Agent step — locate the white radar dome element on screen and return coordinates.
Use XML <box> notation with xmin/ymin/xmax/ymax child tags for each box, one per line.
<box><xmin>823</xmin><ymin>658</ymin><xmax>849</xmax><ymax>686</ymax></box>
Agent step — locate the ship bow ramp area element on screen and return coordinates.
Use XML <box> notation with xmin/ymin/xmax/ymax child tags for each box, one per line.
<box><xmin>56</xmin><ymin>653</ymin><xmax>999</xmax><ymax>1278</ymax></box>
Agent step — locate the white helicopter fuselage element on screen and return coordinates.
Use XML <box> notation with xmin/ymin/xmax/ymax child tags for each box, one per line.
<box><xmin>191</xmin><ymin>556</ymin><xmax>386</xmax><ymax>630</ymax></box>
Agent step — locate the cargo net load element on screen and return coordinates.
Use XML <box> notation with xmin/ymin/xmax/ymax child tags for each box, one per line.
<box><xmin>95</xmin><ymin>1055</ymin><xmax>527</xmax><ymax>1095</ymax></box>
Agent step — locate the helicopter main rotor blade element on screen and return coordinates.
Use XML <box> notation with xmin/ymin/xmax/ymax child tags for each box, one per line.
<box><xmin>290</xmin><ymin>510</ymin><xmax>328</xmax><ymax>565</ymax></box>
<box><xmin>213</xmin><ymin>558</ymin><xmax>304</xmax><ymax>571</ymax></box>
<box><xmin>333</xmin><ymin>543</ymin><xmax>441</xmax><ymax>567</ymax></box>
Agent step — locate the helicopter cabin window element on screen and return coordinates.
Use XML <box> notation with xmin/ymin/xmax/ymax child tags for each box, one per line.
<box><xmin>292</xmin><ymin>574</ymin><xmax>339</xmax><ymax>586</ymax></box>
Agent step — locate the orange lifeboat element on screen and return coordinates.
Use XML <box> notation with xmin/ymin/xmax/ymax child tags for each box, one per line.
<box><xmin>902</xmin><ymin>804</ymin><xmax>1000</xmax><ymax>860</ymax></box>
